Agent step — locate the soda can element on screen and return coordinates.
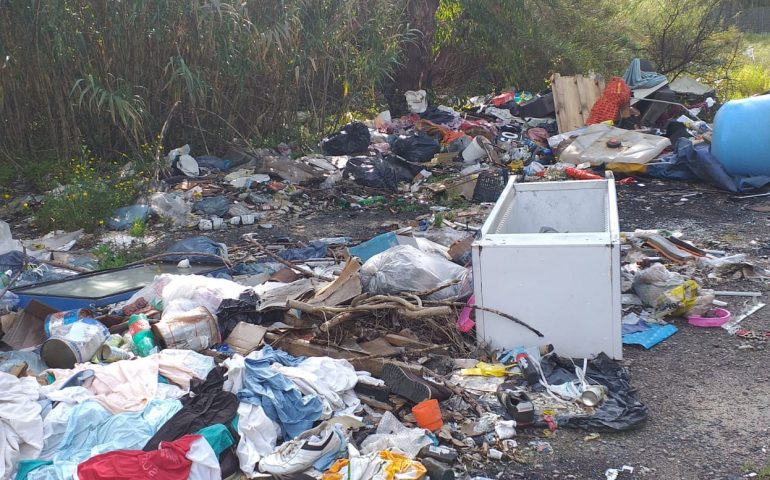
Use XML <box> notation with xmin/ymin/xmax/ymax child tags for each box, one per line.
<box><xmin>99</xmin><ymin>344</ymin><xmax>132</xmax><ymax>363</ymax></box>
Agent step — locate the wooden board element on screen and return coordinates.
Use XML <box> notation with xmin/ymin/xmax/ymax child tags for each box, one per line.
<box><xmin>552</xmin><ymin>73</ymin><xmax>606</xmax><ymax>133</ymax></box>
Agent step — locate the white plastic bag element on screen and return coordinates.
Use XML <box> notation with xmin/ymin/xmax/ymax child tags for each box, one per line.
<box><xmin>0</xmin><ymin>221</ymin><xmax>22</xmax><ymax>255</ymax></box>
<box><xmin>631</xmin><ymin>263</ymin><xmax>684</xmax><ymax>307</ymax></box>
<box><xmin>150</xmin><ymin>192</ymin><xmax>191</xmax><ymax>226</ymax></box>
<box><xmin>405</xmin><ymin>90</ymin><xmax>428</xmax><ymax>114</ymax></box>
<box><xmin>360</xmin><ymin>245</ymin><xmax>472</xmax><ymax>300</ymax></box>
<box><xmin>360</xmin><ymin>411</ymin><xmax>432</xmax><ymax>458</ymax></box>
<box><xmin>165</xmin><ymin>144</ymin><xmax>199</xmax><ymax>177</ymax></box>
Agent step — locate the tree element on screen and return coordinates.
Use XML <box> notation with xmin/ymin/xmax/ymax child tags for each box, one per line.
<box><xmin>636</xmin><ymin>0</ymin><xmax>742</xmax><ymax>79</ymax></box>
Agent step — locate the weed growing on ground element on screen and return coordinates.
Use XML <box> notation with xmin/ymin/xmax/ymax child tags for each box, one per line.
<box><xmin>92</xmin><ymin>243</ymin><xmax>145</xmax><ymax>270</ymax></box>
<box><xmin>35</xmin><ymin>148</ymin><xmax>145</xmax><ymax>233</ymax></box>
<box><xmin>129</xmin><ymin>219</ymin><xmax>146</xmax><ymax>237</ymax></box>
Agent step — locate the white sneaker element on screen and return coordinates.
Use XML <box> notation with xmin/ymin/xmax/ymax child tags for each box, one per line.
<box><xmin>258</xmin><ymin>421</ymin><xmax>346</xmax><ymax>475</ymax></box>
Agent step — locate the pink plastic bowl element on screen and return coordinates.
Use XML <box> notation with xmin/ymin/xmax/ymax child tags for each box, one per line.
<box><xmin>688</xmin><ymin>307</ymin><xmax>731</xmax><ymax>328</ymax></box>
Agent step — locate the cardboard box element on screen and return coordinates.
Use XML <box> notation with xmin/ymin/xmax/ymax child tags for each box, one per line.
<box><xmin>1</xmin><ymin>300</ymin><xmax>58</xmax><ymax>350</ymax></box>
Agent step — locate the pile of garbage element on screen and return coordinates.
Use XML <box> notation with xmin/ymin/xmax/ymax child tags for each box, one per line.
<box><xmin>620</xmin><ymin>229</ymin><xmax>768</xmax><ymax>349</ymax></box>
<box><xmin>0</xmin><ymin>208</ymin><xmax>652</xmax><ymax>480</ymax></box>
<box><xmin>2</xmin><ymin>56</ymin><xmax>769</xmax><ymax>480</ymax></box>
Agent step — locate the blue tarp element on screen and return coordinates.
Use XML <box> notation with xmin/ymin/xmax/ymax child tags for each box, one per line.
<box><xmin>647</xmin><ymin>138</ymin><xmax>770</xmax><ymax>192</ymax></box>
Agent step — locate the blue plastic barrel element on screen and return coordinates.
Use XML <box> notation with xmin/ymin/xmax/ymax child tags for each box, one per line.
<box><xmin>712</xmin><ymin>95</ymin><xmax>770</xmax><ymax>176</ymax></box>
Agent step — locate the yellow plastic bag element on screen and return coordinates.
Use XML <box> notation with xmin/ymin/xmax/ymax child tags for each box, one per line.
<box><xmin>655</xmin><ymin>279</ymin><xmax>698</xmax><ymax>318</ymax></box>
<box><xmin>460</xmin><ymin>362</ymin><xmax>513</xmax><ymax>377</ymax></box>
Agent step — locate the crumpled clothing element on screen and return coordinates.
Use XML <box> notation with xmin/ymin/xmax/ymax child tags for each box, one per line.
<box><xmin>234</xmin><ymin>403</ymin><xmax>281</xmax><ymax>477</ymax></box>
<box><xmin>0</xmin><ymin>373</ymin><xmax>43</xmax><ymax>480</ymax></box>
<box><xmin>193</xmin><ymin>424</ymin><xmax>234</xmax><ymax>457</ymax></box>
<box><xmin>28</xmin><ymin>399</ymin><xmax>181</xmax><ymax>480</ymax></box>
<box><xmin>37</xmin><ymin>387</ymin><xmax>93</xmax><ymax>461</ymax></box>
<box><xmin>622</xmin><ymin>58</ymin><xmax>667</xmax><ymax>90</ymax></box>
<box><xmin>48</xmin><ymin>350</ymin><xmax>213</xmax><ymax>413</ymax></box>
<box><xmin>75</xmin><ymin>434</ymin><xmax>219</xmax><ymax>480</ymax></box>
<box><xmin>15</xmin><ymin>460</ymin><xmax>52</xmax><ymax>480</ymax></box>
<box><xmin>321</xmin><ymin>447</ymin><xmax>427</xmax><ymax>480</ymax></box>
<box><xmin>273</xmin><ymin>356</ymin><xmax>361</xmax><ymax>419</ymax></box>
<box><xmin>237</xmin><ymin>346</ymin><xmax>323</xmax><ymax>439</ymax></box>
<box><xmin>143</xmin><ymin>367</ymin><xmax>238</xmax><ymax>451</ymax></box>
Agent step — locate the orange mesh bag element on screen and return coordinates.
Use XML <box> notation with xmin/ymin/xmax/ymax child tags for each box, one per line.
<box><xmin>586</xmin><ymin>77</ymin><xmax>631</xmax><ymax>125</ymax></box>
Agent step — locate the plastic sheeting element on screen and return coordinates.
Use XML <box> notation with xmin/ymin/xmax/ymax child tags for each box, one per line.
<box><xmin>556</xmin><ymin>124</ymin><xmax>671</xmax><ymax>166</ymax></box>
<box><xmin>163</xmin><ymin>237</ymin><xmax>228</xmax><ymax>264</ymax></box>
<box><xmin>647</xmin><ymin>138</ymin><xmax>770</xmax><ymax>193</ymax></box>
<box><xmin>360</xmin><ymin>245</ymin><xmax>472</xmax><ymax>301</ymax></box>
<box><xmin>540</xmin><ymin>353</ymin><xmax>648</xmax><ymax>431</ymax></box>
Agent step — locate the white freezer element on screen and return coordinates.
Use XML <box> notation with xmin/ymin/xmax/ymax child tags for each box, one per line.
<box><xmin>471</xmin><ymin>174</ymin><xmax>622</xmax><ymax>359</ymax></box>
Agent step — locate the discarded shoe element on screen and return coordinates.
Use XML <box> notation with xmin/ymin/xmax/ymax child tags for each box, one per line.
<box><xmin>496</xmin><ymin>382</ymin><xmax>535</xmax><ymax>427</ymax></box>
<box><xmin>382</xmin><ymin>363</ymin><xmax>451</xmax><ymax>403</ymax></box>
<box><xmin>259</xmin><ymin>417</ymin><xmax>360</xmax><ymax>475</ymax></box>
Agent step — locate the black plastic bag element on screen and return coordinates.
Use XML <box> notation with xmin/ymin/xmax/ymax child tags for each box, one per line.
<box><xmin>540</xmin><ymin>353</ymin><xmax>648</xmax><ymax>432</ymax></box>
<box><xmin>321</xmin><ymin>122</ymin><xmax>371</xmax><ymax>155</ymax></box>
<box><xmin>193</xmin><ymin>195</ymin><xmax>229</xmax><ymax>216</ymax></box>
<box><xmin>278</xmin><ymin>240</ymin><xmax>328</xmax><ymax>261</ymax></box>
<box><xmin>391</xmin><ymin>134</ymin><xmax>441</xmax><ymax>163</ymax></box>
<box><xmin>420</xmin><ymin>107</ymin><xmax>457</xmax><ymax>126</ymax></box>
<box><xmin>216</xmin><ymin>290</ymin><xmax>282</xmax><ymax>338</ymax></box>
<box><xmin>344</xmin><ymin>155</ymin><xmax>416</xmax><ymax>191</ymax></box>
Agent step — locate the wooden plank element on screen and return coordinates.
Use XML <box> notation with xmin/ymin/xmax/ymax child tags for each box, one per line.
<box><xmin>552</xmin><ymin>73</ymin><xmax>605</xmax><ymax>133</ymax></box>
<box><xmin>383</xmin><ymin>333</ymin><xmax>433</xmax><ymax>348</ymax></box>
<box><xmin>357</xmin><ymin>394</ymin><xmax>393</xmax><ymax>411</ymax></box>
<box><xmin>266</xmin><ymin>333</ymin><xmax>422</xmax><ymax>377</ymax></box>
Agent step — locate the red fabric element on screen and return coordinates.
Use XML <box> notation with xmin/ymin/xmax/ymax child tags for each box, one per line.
<box><xmin>586</xmin><ymin>77</ymin><xmax>631</xmax><ymax>125</ymax></box>
<box><xmin>76</xmin><ymin>435</ymin><xmax>200</xmax><ymax>480</ymax></box>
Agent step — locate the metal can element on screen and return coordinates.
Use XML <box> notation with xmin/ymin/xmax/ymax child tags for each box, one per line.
<box><xmin>44</xmin><ymin>309</ymin><xmax>94</xmax><ymax>338</ymax></box>
<box><xmin>99</xmin><ymin>344</ymin><xmax>133</xmax><ymax>363</ymax></box>
<box><xmin>580</xmin><ymin>385</ymin><xmax>607</xmax><ymax>407</ymax></box>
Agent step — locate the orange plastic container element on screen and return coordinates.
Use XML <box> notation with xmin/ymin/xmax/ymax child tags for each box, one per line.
<box><xmin>412</xmin><ymin>399</ymin><xmax>444</xmax><ymax>432</ymax></box>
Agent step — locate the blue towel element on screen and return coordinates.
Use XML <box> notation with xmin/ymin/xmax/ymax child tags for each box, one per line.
<box><xmin>623</xmin><ymin>323</ymin><xmax>678</xmax><ymax>349</ymax></box>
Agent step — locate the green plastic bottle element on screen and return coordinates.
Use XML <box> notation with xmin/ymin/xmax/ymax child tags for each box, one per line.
<box><xmin>127</xmin><ymin>314</ymin><xmax>158</xmax><ymax>357</ymax></box>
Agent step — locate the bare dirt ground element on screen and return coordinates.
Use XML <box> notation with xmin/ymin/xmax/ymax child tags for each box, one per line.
<box><xmin>507</xmin><ymin>179</ymin><xmax>770</xmax><ymax>480</ymax></box>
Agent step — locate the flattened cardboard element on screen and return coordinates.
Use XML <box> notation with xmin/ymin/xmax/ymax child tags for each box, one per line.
<box><xmin>1</xmin><ymin>300</ymin><xmax>58</xmax><ymax>350</ymax></box>
<box><xmin>225</xmin><ymin>321</ymin><xmax>267</xmax><ymax>356</ymax></box>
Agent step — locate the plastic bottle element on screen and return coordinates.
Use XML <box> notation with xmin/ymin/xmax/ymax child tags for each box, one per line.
<box><xmin>514</xmin><ymin>347</ymin><xmax>540</xmax><ymax>386</ymax></box>
<box><xmin>127</xmin><ymin>314</ymin><xmax>158</xmax><ymax>357</ymax></box>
